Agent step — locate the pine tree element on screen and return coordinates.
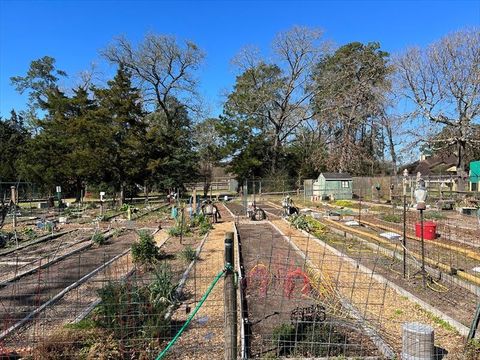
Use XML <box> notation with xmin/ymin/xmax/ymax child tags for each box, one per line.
<box><xmin>93</xmin><ymin>66</ymin><xmax>146</xmax><ymax>204</ymax></box>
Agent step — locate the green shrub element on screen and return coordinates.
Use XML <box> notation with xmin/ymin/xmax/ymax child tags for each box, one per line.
<box><xmin>131</xmin><ymin>231</ymin><xmax>160</xmax><ymax>265</ymax></box>
<box><xmin>45</xmin><ymin>222</ymin><xmax>54</xmax><ymax>232</ymax></box>
<box><xmin>199</xmin><ymin>221</ymin><xmax>212</xmax><ymax>235</ymax></box>
<box><xmin>179</xmin><ymin>245</ymin><xmax>197</xmax><ymax>263</ymax></box>
<box><xmin>92</xmin><ymin>232</ymin><xmax>106</xmax><ymax>246</ymax></box>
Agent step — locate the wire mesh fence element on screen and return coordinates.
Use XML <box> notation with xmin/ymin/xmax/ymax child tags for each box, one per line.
<box><xmin>0</xmin><ymin>176</ymin><xmax>479</xmax><ymax>359</ymax></box>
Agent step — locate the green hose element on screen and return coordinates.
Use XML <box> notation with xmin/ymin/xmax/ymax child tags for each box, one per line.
<box><xmin>156</xmin><ymin>265</ymin><xmax>230</xmax><ymax>360</ymax></box>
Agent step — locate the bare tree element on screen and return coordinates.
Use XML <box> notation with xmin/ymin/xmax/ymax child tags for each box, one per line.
<box><xmin>226</xmin><ymin>26</ymin><xmax>327</xmax><ymax>172</ymax></box>
<box><xmin>103</xmin><ymin>33</ymin><xmax>205</xmax><ymax>125</ymax></box>
<box><xmin>395</xmin><ymin>28</ymin><xmax>480</xmax><ymax>190</ymax></box>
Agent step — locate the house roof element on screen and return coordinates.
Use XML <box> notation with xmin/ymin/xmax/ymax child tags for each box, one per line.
<box><xmin>320</xmin><ymin>172</ymin><xmax>352</xmax><ymax>180</ymax></box>
<box><xmin>403</xmin><ymin>154</ymin><xmax>458</xmax><ymax>176</ymax></box>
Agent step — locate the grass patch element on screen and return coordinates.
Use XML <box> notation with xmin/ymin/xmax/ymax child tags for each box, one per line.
<box><xmin>413</xmin><ymin>304</ymin><xmax>457</xmax><ymax>333</ymax></box>
<box><xmin>179</xmin><ymin>245</ymin><xmax>197</xmax><ymax>263</ymax></box>
<box><xmin>64</xmin><ymin>318</ymin><xmax>97</xmax><ymax>330</ymax></box>
<box><xmin>424</xmin><ymin>211</ymin><xmax>445</xmax><ymax>220</ymax></box>
<box><xmin>333</xmin><ymin>200</ymin><xmax>357</xmax><ymax>208</ymax></box>
<box><xmin>92</xmin><ymin>232</ymin><xmax>106</xmax><ymax>246</ymax></box>
<box><xmin>465</xmin><ymin>339</ymin><xmax>480</xmax><ymax>360</ymax></box>
<box><xmin>381</xmin><ymin>214</ymin><xmax>402</xmax><ymax>223</ymax></box>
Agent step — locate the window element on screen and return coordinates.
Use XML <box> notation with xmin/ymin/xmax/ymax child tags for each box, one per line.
<box><xmin>341</xmin><ymin>181</ymin><xmax>349</xmax><ymax>188</ymax></box>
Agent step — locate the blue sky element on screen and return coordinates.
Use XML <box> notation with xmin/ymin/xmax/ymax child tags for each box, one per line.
<box><xmin>0</xmin><ymin>0</ymin><xmax>479</xmax><ymax>118</ymax></box>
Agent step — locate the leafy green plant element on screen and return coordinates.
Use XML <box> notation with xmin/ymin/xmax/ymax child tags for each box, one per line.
<box><xmin>179</xmin><ymin>245</ymin><xmax>197</xmax><ymax>263</ymax></box>
<box><xmin>289</xmin><ymin>214</ymin><xmax>309</xmax><ymax>231</ymax></box>
<box><xmin>289</xmin><ymin>215</ymin><xmax>326</xmax><ymax>238</ymax></box>
<box><xmin>119</xmin><ymin>204</ymin><xmax>130</xmax><ymax>212</ymax></box>
<box><xmin>149</xmin><ymin>263</ymin><xmax>176</xmax><ymax>307</ymax></box>
<box><xmin>92</xmin><ymin>232</ymin><xmax>106</xmax><ymax>246</ymax></box>
<box><xmin>131</xmin><ymin>231</ymin><xmax>160</xmax><ymax>265</ymax></box>
<box><xmin>85</xmin><ymin>202</ymin><xmax>98</xmax><ymax>209</ymax></box>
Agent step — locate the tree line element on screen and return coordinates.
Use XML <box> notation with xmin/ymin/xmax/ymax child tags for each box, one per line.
<box><xmin>1</xmin><ymin>26</ymin><xmax>479</xmax><ymax>198</ymax></box>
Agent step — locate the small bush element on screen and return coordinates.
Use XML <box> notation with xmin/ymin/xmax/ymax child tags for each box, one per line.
<box><xmin>131</xmin><ymin>231</ymin><xmax>160</xmax><ymax>265</ymax></box>
<box><xmin>289</xmin><ymin>214</ymin><xmax>309</xmax><ymax>231</ymax></box>
<box><xmin>92</xmin><ymin>232</ymin><xmax>107</xmax><ymax>246</ymax></box>
<box><xmin>179</xmin><ymin>245</ymin><xmax>197</xmax><ymax>263</ymax></box>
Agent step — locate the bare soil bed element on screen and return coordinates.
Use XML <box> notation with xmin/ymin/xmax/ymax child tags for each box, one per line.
<box><xmin>235</xmin><ymin>217</ymin><xmax>381</xmax><ymax>358</ymax></box>
<box><xmin>260</xmin><ymin>202</ymin><xmax>479</xmax><ymax>332</ymax></box>
<box><xmin>0</xmin><ymin>230</ymin><xmax>136</xmax><ymax>336</ymax></box>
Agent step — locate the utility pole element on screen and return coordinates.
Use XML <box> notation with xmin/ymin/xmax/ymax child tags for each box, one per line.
<box><xmin>224</xmin><ymin>232</ymin><xmax>237</xmax><ymax>360</ymax></box>
<box><xmin>403</xmin><ymin>170</ymin><xmax>408</xmax><ymax>278</ymax></box>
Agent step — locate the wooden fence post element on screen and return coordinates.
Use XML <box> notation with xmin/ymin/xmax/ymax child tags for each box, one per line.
<box><xmin>224</xmin><ymin>232</ymin><xmax>237</xmax><ymax>360</ymax></box>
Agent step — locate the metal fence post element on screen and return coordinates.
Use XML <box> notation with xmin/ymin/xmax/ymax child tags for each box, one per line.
<box><xmin>224</xmin><ymin>232</ymin><xmax>237</xmax><ymax>360</ymax></box>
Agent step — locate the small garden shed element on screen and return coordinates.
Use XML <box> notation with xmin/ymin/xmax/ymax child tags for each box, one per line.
<box><xmin>312</xmin><ymin>173</ymin><xmax>353</xmax><ymax>200</ymax></box>
<box><xmin>470</xmin><ymin>160</ymin><xmax>480</xmax><ymax>191</ymax></box>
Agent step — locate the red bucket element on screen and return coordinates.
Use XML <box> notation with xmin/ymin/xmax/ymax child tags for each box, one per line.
<box><xmin>415</xmin><ymin>221</ymin><xmax>437</xmax><ymax>240</ymax></box>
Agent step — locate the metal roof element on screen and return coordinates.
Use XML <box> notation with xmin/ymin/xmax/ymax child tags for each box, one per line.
<box><xmin>320</xmin><ymin>172</ymin><xmax>352</xmax><ymax>180</ymax></box>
